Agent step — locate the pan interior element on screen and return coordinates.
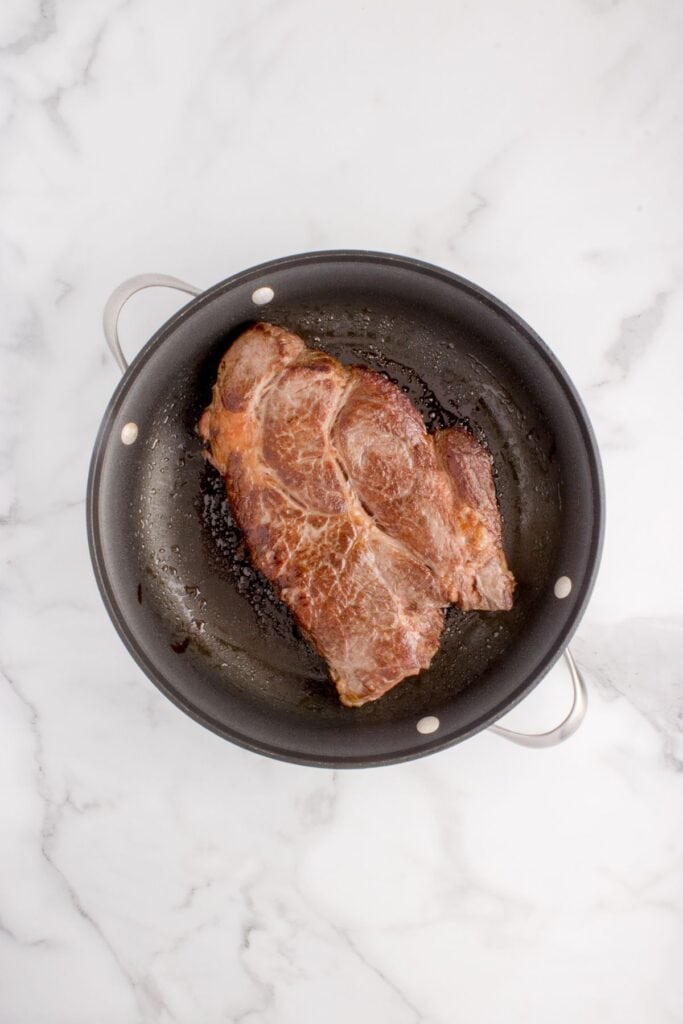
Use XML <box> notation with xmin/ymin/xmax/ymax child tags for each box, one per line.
<box><xmin>90</xmin><ymin>254</ymin><xmax>601</xmax><ymax>765</ymax></box>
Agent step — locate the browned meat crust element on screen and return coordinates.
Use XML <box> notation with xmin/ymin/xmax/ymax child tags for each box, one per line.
<box><xmin>199</xmin><ymin>323</ymin><xmax>514</xmax><ymax>706</ymax></box>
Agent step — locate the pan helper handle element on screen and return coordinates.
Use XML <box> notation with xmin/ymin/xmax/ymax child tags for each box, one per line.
<box><xmin>103</xmin><ymin>274</ymin><xmax>202</xmax><ymax>373</ymax></box>
<box><xmin>488</xmin><ymin>648</ymin><xmax>587</xmax><ymax>748</ymax></box>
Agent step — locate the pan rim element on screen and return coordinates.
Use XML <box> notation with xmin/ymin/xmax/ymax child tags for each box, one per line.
<box><xmin>87</xmin><ymin>249</ymin><xmax>605</xmax><ymax>767</ymax></box>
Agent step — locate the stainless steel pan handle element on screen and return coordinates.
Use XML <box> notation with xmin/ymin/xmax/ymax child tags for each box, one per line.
<box><xmin>488</xmin><ymin>648</ymin><xmax>587</xmax><ymax>747</ymax></box>
<box><xmin>103</xmin><ymin>274</ymin><xmax>202</xmax><ymax>373</ymax></box>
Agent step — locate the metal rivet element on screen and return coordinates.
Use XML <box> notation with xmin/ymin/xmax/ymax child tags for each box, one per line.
<box><xmin>416</xmin><ymin>715</ymin><xmax>440</xmax><ymax>735</ymax></box>
<box><xmin>252</xmin><ymin>286</ymin><xmax>274</xmax><ymax>306</ymax></box>
<box><xmin>121</xmin><ymin>422</ymin><xmax>139</xmax><ymax>445</ymax></box>
<box><xmin>554</xmin><ymin>576</ymin><xmax>572</xmax><ymax>599</ymax></box>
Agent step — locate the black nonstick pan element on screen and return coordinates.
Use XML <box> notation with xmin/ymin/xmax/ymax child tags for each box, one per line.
<box><xmin>87</xmin><ymin>251</ymin><xmax>604</xmax><ymax>767</ymax></box>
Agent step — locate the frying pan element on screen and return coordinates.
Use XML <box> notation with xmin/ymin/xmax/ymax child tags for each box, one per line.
<box><xmin>87</xmin><ymin>251</ymin><xmax>604</xmax><ymax>767</ymax></box>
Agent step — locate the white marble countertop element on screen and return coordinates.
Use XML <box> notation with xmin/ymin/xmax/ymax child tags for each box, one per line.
<box><xmin>2</xmin><ymin>1</ymin><xmax>682</xmax><ymax>1021</ymax></box>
